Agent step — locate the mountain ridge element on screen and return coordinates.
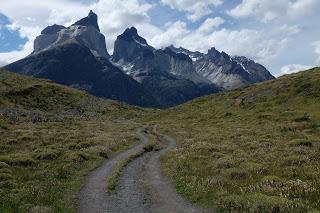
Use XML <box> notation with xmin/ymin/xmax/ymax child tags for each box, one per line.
<box><xmin>3</xmin><ymin>10</ymin><xmax>274</xmax><ymax>108</ymax></box>
<box><xmin>168</xmin><ymin>45</ymin><xmax>275</xmax><ymax>90</ymax></box>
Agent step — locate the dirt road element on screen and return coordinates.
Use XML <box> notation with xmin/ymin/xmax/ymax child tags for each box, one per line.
<box><xmin>77</xmin><ymin>126</ymin><xmax>209</xmax><ymax>213</ymax></box>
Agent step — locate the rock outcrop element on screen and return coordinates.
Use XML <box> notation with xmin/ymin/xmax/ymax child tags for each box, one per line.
<box><xmin>169</xmin><ymin>46</ymin><xmax>275</xmax><ymax>90</ymax></box>
<box><xmin>112</xmin><ymin>27</ymin><xmax>221</xmax><ymax>107</ymax></box>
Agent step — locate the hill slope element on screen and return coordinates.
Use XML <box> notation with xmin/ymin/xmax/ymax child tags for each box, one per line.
<box><xmin>151</xmin><ymin>67</ymin><xmax>320</xmax><ymax>212</ymax></box>
<box><xmin>1</xmin><ymin>67</ymin><xmax>320</xmax><ymax>212</ymax></box>
<box><xmin>0</xmin><ymin>69</ymin><xmax>144</xmax><ymax>212</ymax></box>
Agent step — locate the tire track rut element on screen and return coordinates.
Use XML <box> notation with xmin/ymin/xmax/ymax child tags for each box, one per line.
<box><xmin>77</xmin><ymin>125</ymin><xmax>209</xmax><ymax>213</ymax></box>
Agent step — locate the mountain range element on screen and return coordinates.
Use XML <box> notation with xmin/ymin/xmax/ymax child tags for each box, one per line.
<box><xmin>3</xmin><ymin>10</ymin><xmax>274</xmax><ymax>108</ymax></box>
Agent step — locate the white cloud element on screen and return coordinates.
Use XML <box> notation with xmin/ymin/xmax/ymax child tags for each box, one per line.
<box><xmin>279</xmin><ymin>64</ymin><xmax>311</xmax><ymax>76</ymax></box>
<box><xmin>149</xmin><ymin>21</ymin><xmax>189</xmax><ymax>48</ymax></box>
<box><xmin>0</xmin><ymin>0</ymin><xmax>90</xmax><ymax>64</ymax></box>
<box><xmin>196</xmin><ymin>17</ymin><xmax>224</xmax><ymax>34</ymax></box>
<box><xmin>0</xmin><ymin>40</ymin><xmax>33</xmax><ymax>66</ymax></box>
<box><xmin>226</xmin><ymin>0</ymin><xmax>320</xmax><ymax>75</ymax></box>
<box><xmin>160</xmin><ymin>0</ymin><xmax>223</xmax><ymax>22</ymax></box>
<box><xmin>278</xmin><ymin>24</ymin><xmax>300</xmax><ymax>36</ymax></box>
<box><xmin>228</xmin><ymin>0</ymin><xmax>320</xmax><ymax>22</ymax></box>
<box><xmin>289</xmin><ymin>0</ymin><xmax>320</xmax><ymax>18</ymax></box>
<box><xmin>0</xmin><ymin>0</ymin><xmax>155</xmax><ymax>64</ymax></box>
<box><xmin>228</xmin><ymin>0</ymin><xmax>287</xmax><ymax>22</ymax></box>
<box><xmin>0</xmin><ymin>0</ymin><xmax>319</xmax><ymax>77</ymax></box>
<box><xmin>92</xmin><ymin>0</ymin><xmax>153</xmax><ymax>50</ymax></box>
<box><xmin>149</xmin><ymin>21</ymin><xmax>290</xmax><ymax>67</ymax></box>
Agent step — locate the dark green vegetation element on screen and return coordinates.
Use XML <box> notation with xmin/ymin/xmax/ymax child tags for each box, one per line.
<box><xmin>0</xmin><ymin>69</ymin><xmax>145</xmax><ymax>212</ymax></box>
<box><xmin>1</xmin><ymin>67</ymin><xmax>320</xmax><ymax>212</ymax></box>
<box><xmin>150</xmin><ymin>67</ymin><xmax>320</xmax><ymax>212</ymax></box>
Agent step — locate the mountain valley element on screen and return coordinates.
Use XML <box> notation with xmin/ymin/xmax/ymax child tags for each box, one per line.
<box><xmin>3</xmin><ymin>11</ymin><xmax>274</xmax><ymax>108</ymax></box>
<box><xmin>1</xmin><ymin>8</ymin><xmax>319</xmax><ymax>213</ymax></box>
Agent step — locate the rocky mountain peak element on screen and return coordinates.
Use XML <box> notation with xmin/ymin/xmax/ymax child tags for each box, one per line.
<box><xmin>33</xmin><ymin>10</ymin><xmax>109</xmax><ymax>58</ymax></box>
<box><xmin>221</xmin><ymin>51</ymin><xmax>231</xmax><ymax>60</ymax></box>
<box><xmin>41</xmin><ymin>24</ymin><xmax>66</xmax><ymax>35</ymax></box>
<box><xmin>72</xmin><ymin>10</ymin><xmax>100</xmax><ymax>32</ymax></box>
<box><xmin>112</xmin><ymin>27</ymin><xmax>154</xmax><ymax>63</ymax></box>
<box><xmin>207</xmin><ymin>47</ymin><xmax>220</xmax><ymax>57</ymax></box>
<box><xmin>118</xmin><ymin>27</ymin><xmax>148</xmax><ymax>46</ymax></box>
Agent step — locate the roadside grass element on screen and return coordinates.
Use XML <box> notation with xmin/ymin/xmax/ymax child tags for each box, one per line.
<box><xmin>149</xmin><ymin>68</ymin><xmax>320</xmax><ymax>212</ymax></box>
<box><xmin>2</xmin><ymin>66</ymin><xmax>320</xmax><ymax>212</ymax></box>
<box><xmin>0</xmin><ymin>70</ymin><xmax>145</xmax><ymax>212</ymax></box>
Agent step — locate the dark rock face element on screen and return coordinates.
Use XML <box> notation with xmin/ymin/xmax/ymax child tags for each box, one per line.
<box><xmin>232</xmin><ymin>56</ymin><xmax>275</xmax><ymax>83</ymax></box>
<box><xmin>112</xmin><ymin>27</ymin><xmax>155</xmax><ymax>69</ymax></box>
<box><xmin>4</xmin><ymin>42</ymin><xmax>157</xmax><ymax>107</ymax></box>
<box><xmin>33</xmin><ymin>11</ymin><xmax>109</xmax><ymax>58</ymax></box>
<box><xmin>112</xmin><ymin>27</ymin><xmax>221</xmax><ymax>107</ymax></box>
<box><xmin>170</xmin><ymin>46</ymin><xmax>275</xmax><ymax>90</ymax></box>
<box><xmin>72</xmin><ymin>10</ymin><xmax>100</xmax><ymax>32</ymax></box>
<box><xmin>41</xmin><ymin>24</ymin><xmax>66</xmax><ymax>35</ymax></box>
<box><xmin>4</xmin><ymin>13</ymin><xmax>156</xmax><ymax>107</ymax></box>
<box><xmin>3</xmin><ymin>10</ymin><xmax>274</xmax><ymax>108</ymax></box>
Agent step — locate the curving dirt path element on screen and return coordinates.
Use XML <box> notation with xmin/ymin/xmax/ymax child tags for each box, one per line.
<box><xmin>144</xmin><ymin>133</ymin><xmax>207</xmax><ymax>213</ymax></box>
<box><xmin>77</xmin><ymin>127</ymin><xmax>149</xmax><ymax>213</ymax></box>
<box><xmin>77</xmin><ymin>125</ymin><xmax>210</xmax><ymax>213</ymax></box>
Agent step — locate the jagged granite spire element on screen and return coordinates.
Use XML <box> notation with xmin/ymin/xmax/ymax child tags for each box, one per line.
<box><xmin>117</xmin><ymin>27</ymin><xmax>148</xmax><ymax>45</ymax></box>
<box><xmin>32</xmin><ymin>10</ymin><xmax>109</xmax><ymax>58</ymax></box>
<box><xmin>113</xmin><ymin>26</ymin><xmax>154</xmax><ymax>62</ymax></box>
<box><xmin>72</xmin><ymin>10</ymin><xmax>100</xmax><ymax>32</ymax></box>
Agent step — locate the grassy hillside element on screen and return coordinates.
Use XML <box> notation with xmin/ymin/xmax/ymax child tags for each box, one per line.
<box><xmin>2</xmin><ymin>67</ymin><xmax>320</xmax><ymax>212</ymax></box>
<box><xmin>151</xmin><ymin>67</ymin><xmax>320</xmax><ymax>212</ymax></box>
<box><xmin>0</xmin><ymin>69</ymin><xmax>145</xmax><ymax>212</ymax></box>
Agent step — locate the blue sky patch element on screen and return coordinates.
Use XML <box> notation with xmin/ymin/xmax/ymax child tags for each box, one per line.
<box><xmin>0</xmin><ymin>13</ymin><xmax>27</xmax><ymax>53</ymax></box>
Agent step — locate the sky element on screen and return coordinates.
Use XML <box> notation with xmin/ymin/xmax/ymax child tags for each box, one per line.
<box><xmin>0</xmin><ymin>0</ymin><xmax>319</xmax><ymax>76</ymax></box>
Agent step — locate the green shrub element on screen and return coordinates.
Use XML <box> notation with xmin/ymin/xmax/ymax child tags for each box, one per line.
<box><xmin>6</xmin><ymin>139</ymin><xmax>18</xmax><ymax>145</ymax></box>
<box><xmin>67</xmin><ymin>143</ymin><xmax>80</xmax><ymax>150</ymax></box>
<box><xmin>217</xmin><ymin>193</ymin><xmax>307</xmax><ymax>212</ymax></box>
<box><xmin>18</xmin><ymin>135</ymin><xmax>37</xmax><ymax>142</ymax></box>
<box><xmin>261</xmin><ymin>175</ymin><xmax>283</xmax><ymax>185</ymax></box>
<box><xmin>294</xmin><ymin>115</ymin><xmax>311</xmax><ymax>122</ymax></box>
<box><xmin>0</xmin><ymin>123</ymin><xmax>9</xmax><ymax>130</ymax></box>
<box><xmin>0</xmin><ymin>155</ymin><xmax>36</xmax><ymax>167</ymax></box>
<box><xmin>283</xmin><ymin>155</ymin><xmax>309</xmax><ymax>166</ymax></box>
<box><xmin>55</xmin><ymin>165</ymin><xmax>71</xmax><ymax>179</ymax></box>
<box><xmin>224</xmin><ymin>112</ymin><xmax>233</xmax><ymax>117</ymax></box>
<box><xmin>0</xmin><ymin>168</ymin><xmax>12</xmax><ymax>174</ymax></box>
<box><xmin>29</xmin><ymin>206</ymin><xmax>52</xmax><ymax>213</ymax></box>
<box><xmin>216</xmin><ymin>156</ymin><xmax>238</xmax><ymax>169</ymax></box>
<box><xmin>224</xmin><ymin>168</ymin><xmax>249</xmax><ymax>180</ymax></box>
<box><xmin>212</xmin><ymin>152</ymin><xmax>224</xmax><ymax>159</ymax></box>
<box><xmin>0</xmin><ymin>161</ymin><xmax>9</xmax><ymax>169</ymax></box>
<box><xmin>68</xmin><ymin>151</ymin><xmax>90</xmax><ymax>163</ymax></box>
<box><xmin>289</xmin><ymin>139</ymin><xmax>313</xmax><ymax>147</ymax></box>
<box><xmin>79</xmin><ymin>141</ymin><xmax>92</xmax><ymax>149</ymax></box>
<box><xmin>98</xmin><ymin>150</ymin><xmax>109</xmax><ymax>158</ymax></box>
<box><xmin>0</xmin><ymin>173</ymin><xmax>13</xmax><ymax>181</ymax></box>
<box><xmin>240</xmin><ymin>162</ymin><xmax>266</xmax><ymax>175</ymax></box>
<box><xmin>34</xmin><ymin>150</ymin><xmax>59</xmax><ymax>160</ymax></box>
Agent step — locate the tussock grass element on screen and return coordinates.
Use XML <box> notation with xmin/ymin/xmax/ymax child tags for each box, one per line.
<box><xmin>150</xmin><ymin>68</ymin><xmax>320</xmax><ymax>211</ymax></box>
<box><xmin>0</xmin><ymin>69</ymin><xmax>146</xmax><ymax>212</ymax></box>
<box><xmin>2</xmin><ymin>67</ymin><xmax>320</xmax><ymax>212</ymax></box>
